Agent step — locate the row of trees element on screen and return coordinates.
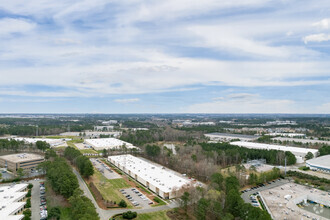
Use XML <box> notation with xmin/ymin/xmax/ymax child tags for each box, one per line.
<box><xmin>42</xmin><ymin>157</ymin><xmax>79</xmax><ymax>198</ymax></box>
<box><xmin>41</xmin><ymin>149</ymin><xmax>99</xmax><ymax>219</ymax></box>
<box><xmin>248</xmin><ymin>167</ymin><xmax>281</xmax><ymax>185</ymax></box>
<box><xmin>319</xmin><ymin>145</ymin><xmax>330</xmax><ymax>156</ymax></box>
<box><xmin>64</xmin><ymin>147</ymin><xmax>94</xmax><ymax>178</ymax></box>
<box><xmin>179</xmin><ymin>174</ymin><xmax>271</xmax><ymax>220</ymax></box>
<box><xmin>200</xmin><ymin>142</ymin><xmax>296</xmax><ymax>166</ymax></box>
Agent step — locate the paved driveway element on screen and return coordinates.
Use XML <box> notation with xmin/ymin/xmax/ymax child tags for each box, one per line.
<box><xmin>30</xmin><ymin>179</ymin><xmax>44</xmax><ymax>220</ymax></box>
<box><xmin>241</xmin><ymin>179</ymin><xmax>289</xmax><ymax>203</ymax></box>
<box><xmin>91</xmin><ymin>158</ymin><xmax>121</xmax><ymax>179</ymax></box>
<box><xmin>72</xmin><ymin>167</ymin><xmax>178</xmax><ymax>220</ymax></box>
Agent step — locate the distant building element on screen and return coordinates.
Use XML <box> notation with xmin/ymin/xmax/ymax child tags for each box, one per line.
<box><xmin>205</xmin><ymin>133</ymin><xmax>259</xmax><ymax>142</ymax></box>
<box><xmin>230</xmin><ymin>141</ymin><xmax>318</xmax><ymax>163</ymax></box>
<box><xmin>0</xmin><ymin>153</ymin><xmax>44</xmax><ymax>174</ymax></box>
<box><xmin>101</xmin><ymin>120</ymin><xmax>117</xmax><ymax>125</ymax></box>
<box><xmin>108</xmin><ymin>154</ymin><xmax>200</xmax><ymax>199</ymax></box>
<box><xmin>0</xmin><ymin>183</ymin><xmax>28</xmax><ymax>220</ymax></box>
<box><xmin>266</xmin><ymin>133</ymin><xmax>306</xmax><ymax>138</ymax></box>
<box><xmin>12</xmin><ymin>137</ymin><xmax>65</xmax><ymax>147</ymax></box>
<box><xmin>265</xmin><ymin>120</ymin><xmax>297</xmax><ymax>125</ymax></box>
<box><xmin>85</xmin><ymin>138</ymin><xmax>137</xmax><ymax>151</ymax></box>
<box><xmin>94</xmin><ymin>126</ymin><xmax>114</xmax><ymax>131</ymax></box>
<box><xmin>306</xmin><ymin>155</ymin><xmax>330</xmax><ymax>173</ymax></box>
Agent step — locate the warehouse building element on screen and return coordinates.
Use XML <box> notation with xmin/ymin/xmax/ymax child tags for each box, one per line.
<box><xmin>0</xmin><ymin>153</ymin><xmax>45</xmax><ymax>174</ymax></box>
<box><xmin>0</xmin><ymin>183</ymin><xmax>28</xmax><ymax>220</ymax></box>
<box><xmin>12</xmin><ymin>137</ymin><xmax>65</xmax><ymax>147</ymax></box>
<box><xmin>205</xmin><ymin>133</ymin><xmax>259</xmax><ymax>142</ymax></box>
<box><xmin>85</xmin><ymin>138</ymin><xmax>137</xmax><ymax>151</ymax></box>
<box><xmin>230</xmin><ymin>141</ymin><xmax>318</xmax><ymax>163</ymax></box>
<box><xmin>306</xmin><ymin>155</ymin><xmax>330</xmax><ymax>173</ymax></box>
<box><xmin>108</xmin><ymin>155</ymin><xmax>197</xmax><ymax>199</ymax></box>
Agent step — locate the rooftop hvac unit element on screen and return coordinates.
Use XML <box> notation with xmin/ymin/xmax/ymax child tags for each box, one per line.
<box><xmin>2</xmin><ymin>206</ymin><xmax>5</xmax><ymax>208</ymax></box>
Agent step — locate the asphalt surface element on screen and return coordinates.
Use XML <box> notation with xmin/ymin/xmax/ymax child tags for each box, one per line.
<box><xmin>31</xmin><ymin>179</ymin><xmax>43</xmax><ymax>220</ymax></box>
<box><xmin>241</xmin><ymin>179</ymin><xmax>290</xmax><ymax>203</ymax></box>
<box><xmin>72</xmin><ymin>167</ymin><xmax>178</xmax><ymax>220</ymax></box>
<box><xmin>90</xmin><ymin>158</ymin><xmax>121</xmax><ymax>179</ymax></box>
<box><xmin>120</xmin><ymin>188</ymin><xmax>152</xmax><ymax>208</ymax></box>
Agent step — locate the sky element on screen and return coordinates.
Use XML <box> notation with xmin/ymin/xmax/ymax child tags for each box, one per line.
<box><xmin>0</xmin><ymin>0</ymin><xmax>329</xmax><ymax>114</ymax></box>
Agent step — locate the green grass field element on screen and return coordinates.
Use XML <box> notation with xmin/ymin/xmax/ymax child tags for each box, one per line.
<box><xmin>136</xmin><ymin>211</ymin><xmax>170</xmax><ymax>220</ymax></box>
<box><xmin>79</xmin><ymin>149</ymin><xmax>98</xmax><ymax>154</ymax></box>
<box><xmin>93</xmin><ymin>170</ymin><xmax>133</xmax><ymax>207</ymax></box>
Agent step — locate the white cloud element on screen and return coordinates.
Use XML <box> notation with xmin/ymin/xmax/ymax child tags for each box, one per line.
<box><xmin>303</xmin><ymin>33</ymin><xmax>330</xmax><ymax>44</ymax></box>
<box><xmin>313</xmin><ymin>18</ymin><xmax>330</xmax><ymax>29</ymax></box>
<box><xmin>185</xmin><ymin>93</ymin><xmax>296</xmax><ymax>113</ymax></box>
<box><xmin>0</xmin><ymin>18</ymin><xmax>36</xmax><ymax>36</ymax></box>
<box><xmin>114</xmin><ymin>98</ymin><xmax>140</xmax><ymax>103</ymax></box>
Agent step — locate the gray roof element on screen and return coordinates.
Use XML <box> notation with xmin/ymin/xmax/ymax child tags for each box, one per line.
<box><xmin>306</xmin><ymin>155</ymin><xmax>330</xmax><ymax>170</ymax></box>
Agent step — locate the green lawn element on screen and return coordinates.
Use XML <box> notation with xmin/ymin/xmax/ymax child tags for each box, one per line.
<box><xmin>80</xmin><ymin>149</ymin><xmax>98</xmax><ymax>154</ymax></box>
<box><xmin>113</xmin><ymin>210</ymin><xmax>170</xmax><ymax>220</ymax></box>
<box><xmin>93</xmin><ymin>170</ymin><xmax>133</xmax><ymax>207</ymax></box>
<box><xmin>136</xmin><ymin>211</ymin><xmax>170</xmax><ymax>220</ymax></box>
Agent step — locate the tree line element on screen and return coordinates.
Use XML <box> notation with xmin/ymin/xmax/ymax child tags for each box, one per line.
<box><xmin>200</xmin><ymin>142</ymin><xmax>296</xmax><ymax>166</ymax></box>
<box><xmin>64</xmin><ymin>147</ymin><xmax>94</xmax><ymax>178</ymax></box>
<box><xmin>41</xmin><ymin>152</ymin><xmax>99</xmax><ymax>219</ymax></box>
<box><xmin>176</xmin><ymin>173</ymin><xmax>271</xmax><ymax>220</ymax></box>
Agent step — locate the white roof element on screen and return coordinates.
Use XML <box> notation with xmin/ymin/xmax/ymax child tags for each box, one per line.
<box><xmin>109</xmin><ymin>155</ymin><xmax>192</xmax><ymax>193</ymax></box>
<box><xmin>306</xmin><ymin>155</ymin><xmax>330</xmax><ymax>170</ymax></box>
<box><xmin>12</xmin><ymin>137</ymin><xmax>65</xmax><ymax>147</ymax></box>
<box><xmin>230</xmin><ymin>141</ymin><xmax>318</xmax><ymax>156</ymax></box>
<box><xmin>0</xmin><ymin>184</ymin><xmax>27</xmax><ymax>220</ymax></box>
<box><xmin>85</xmin><ymin>138</ymin><xmax>136</xmax><ymax>150</ymax></box>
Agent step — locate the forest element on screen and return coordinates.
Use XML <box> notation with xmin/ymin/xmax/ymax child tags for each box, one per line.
<box><xmin>171</xmin><ymin>174</ymin><xmax>271</xmax><ymax>220</ymax></box>
<box><xmin>64</xmin><ymin>147</ymin><xmax>94</xmax><ymax>178</ymax></box>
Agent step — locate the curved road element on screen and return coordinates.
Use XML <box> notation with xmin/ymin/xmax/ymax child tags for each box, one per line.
<box><xmin>72</xmin><ymin>168</ymin><xmax>178</xmax><ymax>220</ymax></box>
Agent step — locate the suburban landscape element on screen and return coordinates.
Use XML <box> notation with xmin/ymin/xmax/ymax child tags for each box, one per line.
<box><xmin>1</xmin><ymin>0</ymin><xmax>330</xmax><ymax>220</ymax></box>
<box><xmin>0</xmin><ymin>114</ymin><xmax>329</xmax><ymax>220</ymax></box>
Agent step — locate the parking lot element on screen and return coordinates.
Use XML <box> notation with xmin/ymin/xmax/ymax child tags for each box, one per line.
<box><xmin>30</xmin><ymin>179</ymin><xmax>47</xmax><ymax>220</ymax></box>
<box><xmin>119</xmin><ymin>187</ymin><xmax>153</xmax><ymax>208</ymax></box>
<box><xmin>241</xmin><ymin>178</ymin><xmax>289</xmax><ymax>204</ymax></box>
<box><xmin>90</xmin><ymin>158</ymin><xmax>121</xmax><ymax>179</ymax></box>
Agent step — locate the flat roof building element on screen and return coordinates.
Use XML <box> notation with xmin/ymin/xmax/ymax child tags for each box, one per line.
<box><xmin>0</xmin><ymin>183</ymin><xmax>28</xmax><ymax>220</ymax></box>
<box><xmin>108</xmin><ymin>155</ymin><xmax>199</xmax><ymax>199</ymax></box>
<box><xmin>205</xmin><ymin>133</ymin><xmax>259</xmax><ymax>142</ymax></box>
<box><xmin>0</xmin><ymin>153</ymin><xmax>45</xmax><ymax>174</ymax></box>
<box><xmin>230</xmin><ymin>141</ymin><xmax>319</xmax><ymax>162</ymax></box>
<box><xmin>85</xmin><ymin>138</ymin><xmax>137</xmax><ymax>151</ymax></box>
<box><xmin>12</xmin><ymin>137</ymin><xmax>65</xmax><ymax>147</ymax></box>
<box><xmin>306</xmin><ymin>155</ymin><xmax>330</xmax><ymax>173</ymax></box>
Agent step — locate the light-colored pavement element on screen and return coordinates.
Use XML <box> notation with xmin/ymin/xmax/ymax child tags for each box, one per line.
<box><xmin>90</xmin><ymin>158</ymin><xmax>121</xmax><ymax>179</ymax></box>
<box><xmin>72</xmin><ymin>167</ymin><xmax>178</xmax><ymax>220</ymax></box>
<box><xmin>241</xmin><ymin>179</ymin><xmax>289</xmax><ymax>203</ymax></box>
<box><xmin>121</xmin><ymin>188</ymin><xmax>152</xmax><ymax>208</ymax></box>
<box><xmin>31</xmin><ymin>179</ymin><xmax>43</xmax><ymax>220</ymax></box>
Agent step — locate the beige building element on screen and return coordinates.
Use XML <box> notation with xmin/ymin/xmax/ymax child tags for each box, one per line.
<box><xmin>0</xmin><ymin>153</ymin><xmax>45</xmax><ymax>174</ymax></box>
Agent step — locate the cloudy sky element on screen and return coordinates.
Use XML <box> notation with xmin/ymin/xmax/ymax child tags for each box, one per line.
<box><xmin>0</xmin><ymin>0</ymin><xmax>329</xmax><ymax>113</ymax></box>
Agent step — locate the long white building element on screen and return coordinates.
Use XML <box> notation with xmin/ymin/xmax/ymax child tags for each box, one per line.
<box><xmin>230</xmin><ymin>141</ymin><xmax>319</xmax><ymax>162</ymax></box>
<box><xmin>108</xmin><ymin>155</ymin><xmax>196</xmax><ymax>199</ymax></box>
<box><xmin>85</xmin><ymin>138</ymin><xmax>137</xmax><ymax>151</ymax></box>
<box><xmin>12</xmin><ymin>137</ymin><xmax>66</xmax><ymax>147</ymax></box>
<box><xmin>205</xmin><ymin>133</ymin><xmax>259</xmax><ymax>142</ymax></box>
<box><xmin>0</xmin><ymin>184</ymin><xmax>28</xmax><ymax>220</ymax></box>
<box><xmin>306</xmin><ymin>155</ymin><xmax>330</xmax><ymax>173</ymax></box>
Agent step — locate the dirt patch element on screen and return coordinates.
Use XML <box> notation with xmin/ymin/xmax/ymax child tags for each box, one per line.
<box><xmin>166</xmin><ymin>207</ymin><xmax>196</xmax><ymax>220</ymax></box>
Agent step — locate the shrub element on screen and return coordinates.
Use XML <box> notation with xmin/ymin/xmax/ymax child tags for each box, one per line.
<box><xmin>122</xmin><ymin>211</ymin><xmax>137</xmax><ymax>219</ymax></box>
<box><xmin>28</xmin><ymin>183</ymin><xmax>33</xmax><ymax>189</ymax></box>
<box><xmin>119</xmin><ymin>199</ymin><xmax>127</xmax><ymax>208</ymax></box>
<box><xmin>48</xmin><ymin>207</ymin><xmax>61</xmax><ymax>220</ymax></box>
<box><xmin>26</xmin><ymin>198</ymin><xmax>31</xmax><ymax>208</ymax></box>
<box><xmin>153</xmin><ymin>197</ymin><xmax>161</xmax><ymax>203</ymax></box>
<box><xmin>26</xmin><ymin>189</ymin><xmax>31</xmax><ymax>198</ymax></box>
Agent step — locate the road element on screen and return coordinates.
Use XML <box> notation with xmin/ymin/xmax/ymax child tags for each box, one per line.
<box><xmin>31</xmin><ymin>179</ymin><xmax>43</xmax><ymax>220</ymax></box>
<box><xmin>289</xmin><ymin>168</ymin><xmax>330</xmax><ymax>180</ymax></box>
<box><xmin>241</xmin><ymin>179</ymin><xmax>289</xmax><ymax>203</ymax></box>
<box><xmin>72</xmin><ymin>168</ymin><xmax>178</xmax><ymax>220</ymax></box>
